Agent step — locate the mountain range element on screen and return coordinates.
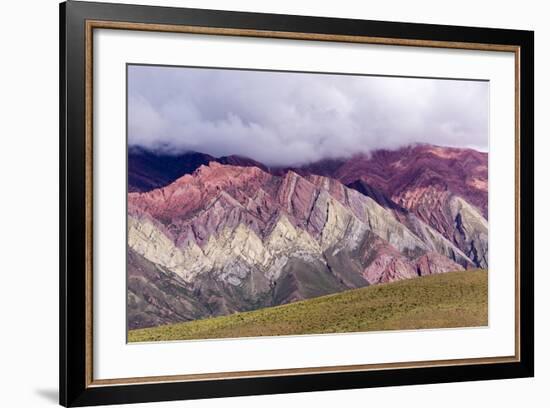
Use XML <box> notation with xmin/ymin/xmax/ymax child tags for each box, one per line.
<box><xmin>127</xmin><ymin>144</ymin><xmax>488</xmax><ymax>330</ymax></box>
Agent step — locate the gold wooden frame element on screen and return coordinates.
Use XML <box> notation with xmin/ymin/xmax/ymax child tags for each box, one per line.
<box><xmin>84</xmin><ymin>20</ymin><xmax>521</xmax><ymax>388</ymax></box>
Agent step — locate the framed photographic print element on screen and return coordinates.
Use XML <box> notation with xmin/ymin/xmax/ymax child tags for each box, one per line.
<box><xmin>59</xmin><ymin>1</ymin><xmax>534</xmax><ymax>406</ymax></box>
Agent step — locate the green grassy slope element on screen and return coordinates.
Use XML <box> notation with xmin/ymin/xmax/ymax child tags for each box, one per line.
<box><xmin>128</xmin><ymin>269</ymin><xmax>488</xmax><ymax>342</ymax></box>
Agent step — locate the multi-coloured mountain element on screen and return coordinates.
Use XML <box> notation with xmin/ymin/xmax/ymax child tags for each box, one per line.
<box><xmin>127</xmin><ymin>144</ymin><xmax>488</xmax><ymax>330</ymax></box>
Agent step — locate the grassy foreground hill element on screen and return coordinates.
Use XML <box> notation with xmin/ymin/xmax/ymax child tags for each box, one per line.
<box><xmin>128</xmin><ymin>269</ymin><xmax>488</xmax><ymax>342</ymax></box>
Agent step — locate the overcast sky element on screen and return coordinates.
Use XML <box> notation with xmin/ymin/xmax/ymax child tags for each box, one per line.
<box><xmin>128</xmin><ymin>64</ymin><xmax>488</xmax><ymax>167</ymax></box>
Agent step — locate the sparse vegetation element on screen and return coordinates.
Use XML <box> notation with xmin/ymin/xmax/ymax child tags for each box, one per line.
<box><xmin>128</xmin><ymin>269</ymin><xmax>488</xmax><ymax>342</ymax></box>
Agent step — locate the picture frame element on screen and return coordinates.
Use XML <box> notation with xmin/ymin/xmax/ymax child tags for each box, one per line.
<box><xmin>60</xmin><ymin>1</ymin><xmax>534</xmax><ymax>406</ymax></box>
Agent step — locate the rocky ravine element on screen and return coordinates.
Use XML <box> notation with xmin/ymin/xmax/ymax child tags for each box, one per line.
<box><xmin>127</xmin><ymin>161</ymin><xmax>486</xmax><ymax>330</ymax></box>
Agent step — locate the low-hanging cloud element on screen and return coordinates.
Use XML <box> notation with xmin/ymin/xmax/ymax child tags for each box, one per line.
<box><xmin>128</xmin><ymin>65</ymin><xmax>488</xmax><ymax>167</ymax></box>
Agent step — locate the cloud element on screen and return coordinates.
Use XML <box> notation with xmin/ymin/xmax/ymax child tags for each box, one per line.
<box><xmin>128</xmin><ymin>65</ymin><xmax>489</xmax><ymax>167</ymax></box>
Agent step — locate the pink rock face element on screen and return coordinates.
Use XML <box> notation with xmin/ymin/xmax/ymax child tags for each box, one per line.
<box><xmin>364</xmin><ymin>255</ymin><xmax>418</xmax><ymax>284</ymax></box>
<box><xmin>129</xmin><ymin>164</ymin><xmax>343</xmax><ymax>244</ymax></box>
<box><xmin>128</xmin><ymin>162</ymin><xmax>274</xmax><ymax>221</ymax></box>
<box><xmin>362</xmin><ymin>243</ymin><xmax>464</xmax><ymax>285</ymax></box>
<box><xmin>129</xmin><ymin>163</ymin><xmax>375</xmax><ymax>247</ymax></box>
<box><xmin>333</xmin><ymin>144</ymin><xmax>488</xmax><ymax>218</ymax></box>
<box><xmin>415</xmin><ymin>252</ymin><xmax>465</xmax><ymax>276</ymax></box>
<box><xmin>362</xmin><ymin>239</ymin><xmax>418</xmax><ymax>284</ymax></box>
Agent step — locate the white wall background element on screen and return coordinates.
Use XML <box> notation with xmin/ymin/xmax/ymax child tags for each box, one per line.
<box><xmin>0</xmin><ymin>0</ymin><xmax>545</xmax><ymax>407</ymax></box>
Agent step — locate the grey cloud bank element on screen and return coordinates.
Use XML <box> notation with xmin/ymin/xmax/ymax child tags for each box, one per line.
<box><xmin>128</xmin><ymin>65</ymin><xmax>489</xmax><ymax>167</ymax></box>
